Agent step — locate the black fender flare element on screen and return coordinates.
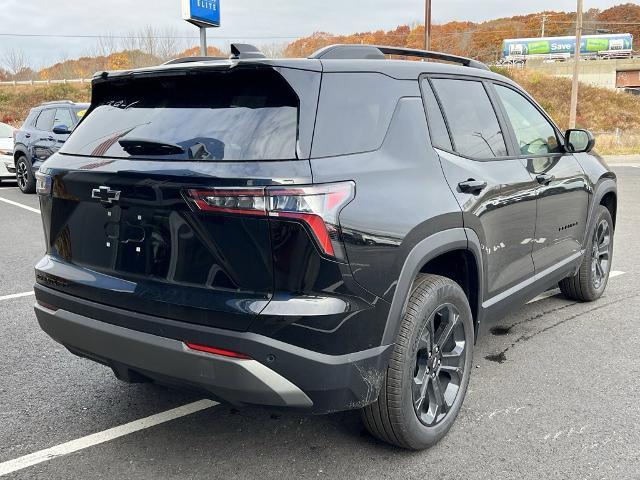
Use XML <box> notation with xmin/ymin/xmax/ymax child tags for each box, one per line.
<box><xmin>583</xmin><ymin>177</ymin><xmax>617</xmax><ymax>250</ymax></box>
<box><xmin>13</xmin><ymin>146</ymin><xmax>28</xmax><ymax>164</ymax></box>
<box><xmin>381</xmin><ymin>228</ymin><xmax>484</xmax><ymax>345</ymax></box>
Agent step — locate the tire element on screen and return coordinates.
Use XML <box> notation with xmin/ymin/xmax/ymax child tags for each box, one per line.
<box><xmin>559</xmin><ymin>205</ymin><xmax>614</xmax><ymax>302</ymax></box>
<box><xmin>16</xmin><ymin>155</ymin><xmax>36</xmax><ymax>194</ymax></box>
<box><xmin>361</xmin><ymin>274</ymin><xmax>474</xmax><ymax>450</ymax></box>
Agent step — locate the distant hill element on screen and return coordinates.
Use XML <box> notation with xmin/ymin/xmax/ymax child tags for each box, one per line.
<box><xmin>284</xmin><ymin>3</ymin><xmax>640</xmax><ymax>62</ymax></box>
<box><xmin>37</xmin><ymin>46</ymin><xmax>225</xmax><ymax>81</ymax></box>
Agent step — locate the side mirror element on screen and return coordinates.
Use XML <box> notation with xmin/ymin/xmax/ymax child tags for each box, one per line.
<box><xmin>52</xmin><ymin>125</ymin><xmax>72</xmax><ymax>135</ymax></box>
<box><xmin>565</xmin><ymin>129</ymin><xmax>595</xmax><ymax>153</ymax></box>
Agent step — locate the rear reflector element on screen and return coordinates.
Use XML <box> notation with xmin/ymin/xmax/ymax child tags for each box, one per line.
<box><xmin>185</xmin><ymin>182</ymin><xmax>355</xmax><ymax>260</ymax></box>
<box><xmin>184</xmin><ymin>342</ymin><xmax>252</xmax><ymax>360</ymax></box>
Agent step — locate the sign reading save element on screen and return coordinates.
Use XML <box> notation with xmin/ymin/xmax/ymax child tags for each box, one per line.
<box><xmin>182</xmin><ymin>0</ymin><xmax>220</xmax><ymax>27</ymax></box>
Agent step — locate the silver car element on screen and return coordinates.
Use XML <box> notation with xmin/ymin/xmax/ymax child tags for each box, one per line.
<box><xmin>0</xmin><ymin>122</ymin><xmax>16</xmax><ymax>184</ymax></box>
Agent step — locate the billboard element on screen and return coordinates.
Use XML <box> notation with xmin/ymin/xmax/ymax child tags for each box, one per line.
<box><xmin>182</xmin><ymin>0</ymin><xmax>220</xmax><ymax>28</ymax></box>
<box><xmin>502</xmin><ymin>34</ymin><xmax>633</xmax><ymax>58</ymax></box>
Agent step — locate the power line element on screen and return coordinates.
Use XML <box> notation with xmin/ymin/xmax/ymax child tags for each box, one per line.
<box><xmin>0</xmin><ymin>32</ymin><xmax>302</xmax><ymax>39</ymax></box>
<box><xmin>0</xmin><ymin>26</ymin><xmax>557</xmax><ymax>41</ymax></box>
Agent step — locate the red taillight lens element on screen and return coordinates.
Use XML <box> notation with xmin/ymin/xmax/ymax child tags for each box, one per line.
<box><xmin>185</xmin><ymin>188</ymin><xmax>266</xmax><ymax>216</ymax></box>
<box><xmin>184</xmin><ymin>342</ymin><xmax>252</xmax><ymax>360</ymax></box>
<box><xmin>185</xmin><ymin>182</ymin><xmax>355</xmax><ymax>260</ymax></box>
<box><xmin>266</xmin><ymin>183</ymin><xmax>355</xmax><ymax>259</ymax></box>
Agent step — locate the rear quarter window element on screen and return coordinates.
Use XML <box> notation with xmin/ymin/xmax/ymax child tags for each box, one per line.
<box><xmin>311</xmin><ymin>73</ymin><xmax>401</xmax><ymax>158</ymax></box>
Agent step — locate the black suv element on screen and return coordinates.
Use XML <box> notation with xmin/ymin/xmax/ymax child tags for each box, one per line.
<box><xmin>33</xmin><ymin>45</ymin><xmax>617</xmax><ymax>450</ymax></box>
<box><xmin>13</xmin><ymin>100</ymin><xmax>88</xmax><ymax>193</ymax></box>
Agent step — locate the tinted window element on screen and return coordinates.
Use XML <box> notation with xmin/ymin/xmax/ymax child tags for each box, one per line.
<box><xmin>494</xmin><ymin>85</ymin><xmax>561</xmax><ymax>156</ymax></box>
<box><xmin>53</xmin><ymin>109</ymin><xmax>74</xmax><ymax>129</ymax></box>
<box><xmin>61</xmin><ymin>69</ymin><xmax>299</xmax><ymax>161</ymax></box>
<box><xmin>35</xmin><ymin>109</ymin><xmax>55</xmax><ymax>131</ymax></box>
<box><xmin>312</xmin><ymin>73</ymin><xmax>400</xmax><ymax>158</ymax></box>
<box><xmin>421</xmin><ymin>80</ymin><xmax>452</xmax><ymax>151</ymax></box>
<box><xmin>432</xmin><ymin>79</ymin><xmax>508</xmax><ymax>159</ymax></box>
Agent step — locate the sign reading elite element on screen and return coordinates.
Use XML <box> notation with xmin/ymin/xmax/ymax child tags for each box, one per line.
<box><xmin>182</xmin><ymin>0</ymin><xmax>220</xmax><ymax>27</ymax></box>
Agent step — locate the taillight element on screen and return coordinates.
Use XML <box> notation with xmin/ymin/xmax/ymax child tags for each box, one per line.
<box><xmin>185</xmin><ymin>182</ymin><xmax>355</xmax><ymax>261</ymax></box>
<box><xmin>186</xmin><ymin>188</ymin><xmax>266</xmax><ymax>216</ymax></box>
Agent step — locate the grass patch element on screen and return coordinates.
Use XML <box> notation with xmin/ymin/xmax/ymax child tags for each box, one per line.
<box><xmin>0</xmin><ymin>83</ymin><xmax>91</xmax><ymax>125</ymax></box>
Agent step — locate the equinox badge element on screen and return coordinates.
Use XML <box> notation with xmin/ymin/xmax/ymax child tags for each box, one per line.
<box><xmin>91</xmin><ymin>186</ymin><xmax>121</xmax><ymax>204</ymax></box>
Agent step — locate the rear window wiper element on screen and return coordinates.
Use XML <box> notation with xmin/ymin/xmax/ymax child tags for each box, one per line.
<box><xmin>118</xmin><ymin>138</ymin><xmax>185</xmax><ymax>156</ymax></box>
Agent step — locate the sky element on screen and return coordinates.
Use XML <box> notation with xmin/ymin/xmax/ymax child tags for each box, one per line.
<box><xmin>0</xmin><ymin>0</ymin><xmax>626</xmax><ymax>69</ymax></box>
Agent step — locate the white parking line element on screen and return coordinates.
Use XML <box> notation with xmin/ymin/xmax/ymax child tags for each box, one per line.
<box><xmin>0</xmin><ymin>196</ymin><xmax>40</xmax><ymax>214</ymax></box>
<box><xmin>528</xmin><ymin>270</ymin><xmax>626</xmax><ymax>304</ymax></box>
<box><xmin>608</xmin><ymin>164</ymin><xmax>640</xmax><ymax>168</ymax></box>
<box><xmin>0</xmin><ymin>291</ymin><xmax>34</xmax><ymax>301</ymax></box>
<box><xmin>0</xmin><ymin>399</ymin><xmax>218</xmax><ymax>477</ymax></box>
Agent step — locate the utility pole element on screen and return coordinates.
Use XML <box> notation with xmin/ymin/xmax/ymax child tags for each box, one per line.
<box><xmin>541</xmin><ymin>14</ymin><xmax>548</xmax><ymax>37</ymax></box>
<box><xmin>199</xmin><ymin>27</ymin><xmax>208</xmax><ymax>56</ymax></box>
<box><xmin>425</xmin><ymin>0</ymin><xmax>432</xmax><ymax>51</ymax></box>
<box><xmin>569</xmin><ymin>0</ymin><xmax>583</xmax><ymax>129</ymax></box>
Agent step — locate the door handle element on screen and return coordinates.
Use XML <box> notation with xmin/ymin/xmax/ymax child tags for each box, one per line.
<box><xmin>25</xmin><ymin>133</ymin><xmax>31</xmax><ymax>138</ymax></box>
<box><xmin>458</xmin><ymin>179</ymin><xmax>487</xmax><ymax>194</ymax></box>
<box><xmin>47</xmin><ymin>136</ymin><xmax>54</xmax><ymax>141</ymax></box>
<box><xmin>536</xmin><ymin>174</ymin><xmax>555</xmax><ymax>185</ymax></box>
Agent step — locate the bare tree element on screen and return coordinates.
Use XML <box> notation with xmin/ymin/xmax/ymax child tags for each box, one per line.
<box><xmin>157</xmin><ymin>27</ymin><xmax>181</xmax><ymax>61</ymax></box>
<box><xmin>94</xmin><ymin>33</ymin><xmax>120</xmax><ymax>58</ymax></box>
<box><xmin>1</xmin><ymin>48</ymin><xmax>29</xmax><ymax>77</ymax></box>
<box><xmin>260</xmin><ymin>42</ymin><xmax>287</xmax><ymax>58</ymax></box>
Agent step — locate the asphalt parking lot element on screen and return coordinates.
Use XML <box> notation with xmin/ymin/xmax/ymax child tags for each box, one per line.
<box><xmin>1</xmin><ymin>162</ymin><xmax>639</xmax><ymax>480</ymax></box>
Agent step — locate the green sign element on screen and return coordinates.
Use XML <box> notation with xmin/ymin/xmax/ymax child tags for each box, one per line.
<box><xmin>527</xmin><ymin>41</ymin><xmax>551</xmax><ymax>55</ymax></box>
<box><xmin>585</xmin><ymin>38</ymin><xmax>609</xmax><ymax>52</ymax></box>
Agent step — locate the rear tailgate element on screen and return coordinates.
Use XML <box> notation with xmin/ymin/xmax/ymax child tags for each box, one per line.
<box><xmin>36</xmin><ymin>64</ymin><xmax>320</xmax><ymax>331</ymax></box>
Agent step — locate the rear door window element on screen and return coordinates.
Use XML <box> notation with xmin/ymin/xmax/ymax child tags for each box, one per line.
<box><xmin>35</xmin><ymin>109</ymin><xmax>55</xmax><ymax>131</ymax></box>
<box><xmin>53</xmin><ymin>109</ymin><xmax>74</xmax><ymax>130</ymax></box>
<box><xmin>421</xmin><ymin>79</ymin><xmax>453</xmax><ymax>151</ymax></box>
<box><xmin>431</xmin><ymin>79</ymin><xmax>508</xmax><ymax>159</ymax></box>
<box><xmin>61</xmin><ymin>69</ymin><xmax>301</xmax><ymax>161</ymax></box>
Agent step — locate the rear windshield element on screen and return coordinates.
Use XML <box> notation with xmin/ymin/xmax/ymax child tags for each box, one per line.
<box><xmin>61</xmin><ymin>68</ymin><xmax>300</xmax><ymax>161</ymax></box>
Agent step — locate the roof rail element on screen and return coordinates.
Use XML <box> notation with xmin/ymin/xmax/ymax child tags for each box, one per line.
<box><xmin>41</xmin><ymin>100</ymin><xmax>76</xmax><ymax>105</ymax></box>
<box><xmin>310</xmin><ymin>44</ymin><xmax>490</xmax><ymax>71</ymax></box>
<box><xmin>163</xmin><ymin>56</ymin><xmax>227</xmax><ymax>65</ymax></box>
<box><xmin>230</xmin><ymin>43</ymin><xmax>266</xmax><ymax>60</ymax></box>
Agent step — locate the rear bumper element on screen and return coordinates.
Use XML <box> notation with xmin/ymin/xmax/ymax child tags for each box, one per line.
<box><xmin>34</xmin><ymin>284</ymin><xmax>392</xmax><ymax>413</ymax></box>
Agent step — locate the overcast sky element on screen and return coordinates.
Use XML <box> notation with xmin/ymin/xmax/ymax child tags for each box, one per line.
<box><xmin>0</xmin><ymin>0</ymin><xmax>626</xmax><ymax>68</ymax></box>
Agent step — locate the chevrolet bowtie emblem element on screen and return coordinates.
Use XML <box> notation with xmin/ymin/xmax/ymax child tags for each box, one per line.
<box><xmin>91</xmin><ymin>186</ymin><xmax>121</xmax><ymax>204</ymax></box>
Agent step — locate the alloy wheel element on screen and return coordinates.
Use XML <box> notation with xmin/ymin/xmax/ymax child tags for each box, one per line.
<box><xmin>412</xmin><ymin>303</ymin><xmax>467</xmax><ymax>426</ymax></box>
<box><xmin>591</xmin><ymin>219</ymin><xmax>611</xmax><ymax>289</ymax></box>
<box><xmin>16</xmin><ymin>160</ymin><xmax>28</xmax><ymax>191</ymax></box>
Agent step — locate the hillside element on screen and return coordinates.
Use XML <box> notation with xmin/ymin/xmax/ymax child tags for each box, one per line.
<box><xmin>284</xmin><ymin>3</ymin><xmax>640</xmax><ymax>62</ymax></box>
<box><xmin>37</xmin><ymin>46</ymin><xmax>225</xmax><ymax>81</ymax></box>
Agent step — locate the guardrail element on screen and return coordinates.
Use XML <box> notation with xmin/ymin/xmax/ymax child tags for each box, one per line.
<box><xmin>0</xmin><ymin>78</ymin><xmax>92</xmax><ymax>86</ymax></box>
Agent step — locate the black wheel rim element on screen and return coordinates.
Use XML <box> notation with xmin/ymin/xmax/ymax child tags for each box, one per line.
<box><xmin>412</xmin><ymin>303</ymin><xmax>466</xmax><ymax>427</ymax></box>
<box><xmin>591</xmin><ymin>219</ymin><xmax>611</xmax><ymax>289</ymax></box>
<box><xmin>16</xmin><ymin>160</ymin><xmax>28</xmax><ymax>190</ymax></box>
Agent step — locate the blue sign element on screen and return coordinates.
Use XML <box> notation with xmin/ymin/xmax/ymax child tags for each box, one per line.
<box><xmin>182</xmin><ymin>0</ymin><xmax>220</xmax><ymax>27</ymax></box>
